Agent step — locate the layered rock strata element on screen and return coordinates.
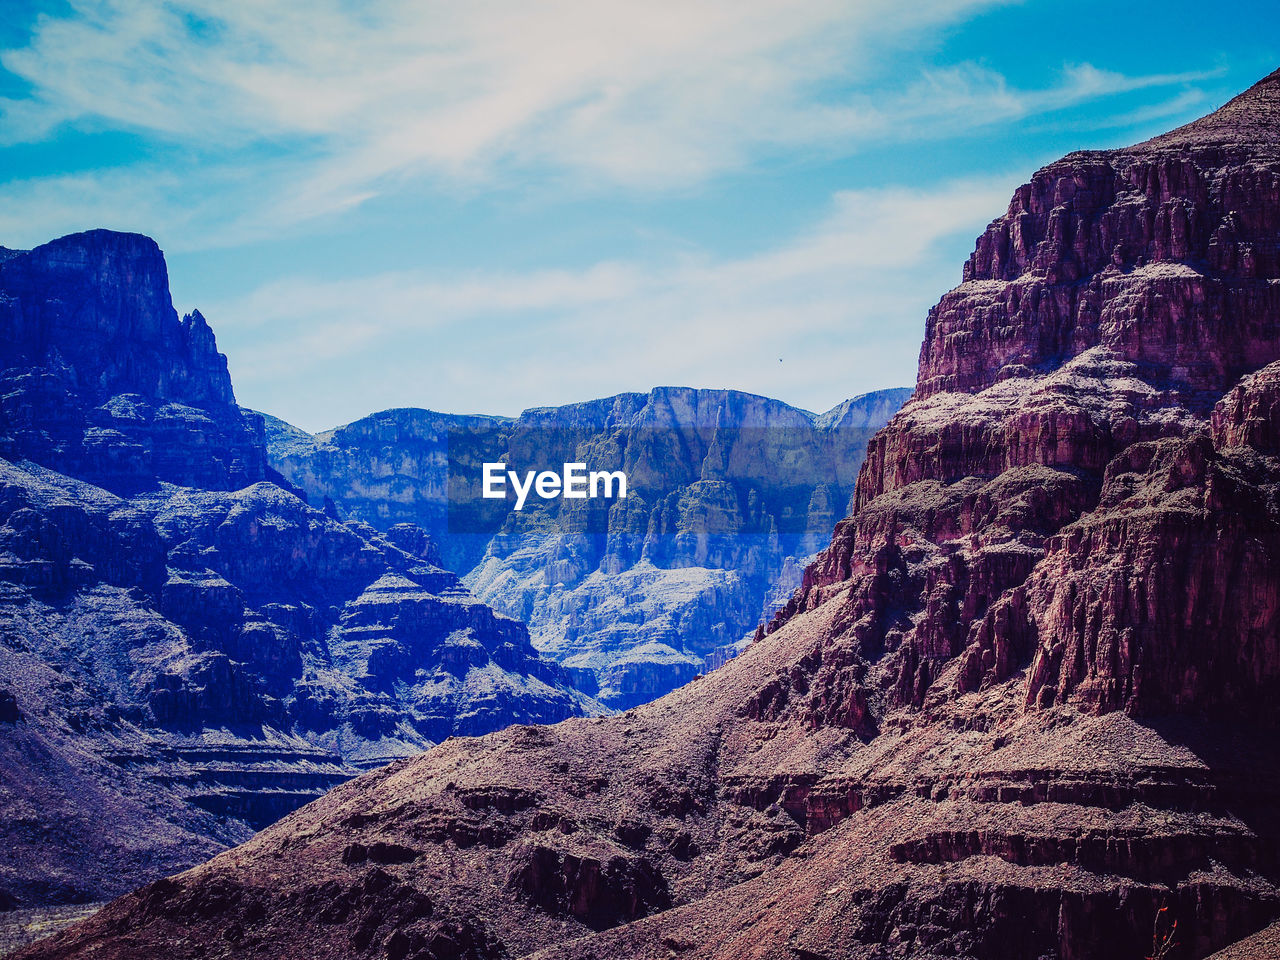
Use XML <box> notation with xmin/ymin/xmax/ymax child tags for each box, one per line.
<box><xmin>264</xmin><ymin>388</ymin><xmax>910</xmax><ymax>708</ymax></box>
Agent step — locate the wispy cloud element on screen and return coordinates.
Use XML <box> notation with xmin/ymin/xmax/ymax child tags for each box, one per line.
<box><xmin>206</xmin><ymin>174</ymin><xmax>1019</xmax><ymax>429</ymax></box>
<box><xmin>0</xmin><ymin>0</ymin><xmax>1214</xmax><ymax>244</ymax></box>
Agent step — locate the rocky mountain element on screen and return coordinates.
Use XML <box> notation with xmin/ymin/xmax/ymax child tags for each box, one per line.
<box><xmin>25</xmin><ymin>67</ymin><xmax>1280</xmax><ymax>960</ymax></box>
<box><xmin>0</xmin><ymin>231</ymin><xmax>269</xmax><ymax>495</ymax></box>
<box><xmin>0</xmin><ymin>232</ymin><xmax>594</xmax><ymax>910</ymax></box>
<box><xmin>261</xmin><ymin>387</ymin><xmax>910</xmax><ymax>709</ymax></box>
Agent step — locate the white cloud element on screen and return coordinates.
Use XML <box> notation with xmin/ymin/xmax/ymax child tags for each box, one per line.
<box><xmin>206</xmin><ymin>174</ymin><xmax>1019</xmax><ymax>429</ymax></box>
<box><xmin>5</xmin><ymin>1</ymin><xmax>990</xmax><ymax>172</ymax></box>
<box><xmin>0</xmin><ymin>0</ymin><xmax>1213</xmax><ymax>240</ymax></box>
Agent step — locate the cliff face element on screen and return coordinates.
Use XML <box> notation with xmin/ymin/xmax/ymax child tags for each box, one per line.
<box><xmin>257</xmin><ymin>407</ymin><xmax>509</xmax><ymax>573</ymax></box>
<box><xmin>768</xmin><ymin>68</ymin><xmax>1280</xmax><ymax>725</ymax></box>
<box><xmin>20</xmin><ymin>71</ymin><xmax>1280</xmax><ymax>960</ymax></box>
<box><xmin>0</xmin><ymin>233</ymin><xmax>594</xmax><ymax>909</ymax></box>
<box><xmin>0</xmin><ymin>231</ymin><xmax>271</xmax><ymax>493</ymax></box>
<box><xmin>264</xmin><ymin>387</ymin><xmax>910</xmax><ymax>709</ymax></box>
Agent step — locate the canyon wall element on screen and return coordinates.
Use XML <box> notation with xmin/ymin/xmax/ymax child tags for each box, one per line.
<box><xmin>0</xmin><ymin>232</ymin><xmax>594</xmax><ymax>908</ymax></box>
<box><xmin>263</xmin><ymin>387</ymin><xmax>910</xmax><ymax>708</ymax></box>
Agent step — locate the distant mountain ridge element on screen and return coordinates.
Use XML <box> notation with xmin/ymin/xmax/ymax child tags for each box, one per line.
<box><xmin>257</xmin><ymin>386</ymin><xmax>911</xmax><ymax>707</ymax></box>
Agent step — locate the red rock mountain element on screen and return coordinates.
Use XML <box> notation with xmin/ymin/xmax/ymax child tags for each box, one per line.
<box><xmin>21</xmin><ymin>69</ymin><xmax>1280</xmax><ymax>960</ymax></box>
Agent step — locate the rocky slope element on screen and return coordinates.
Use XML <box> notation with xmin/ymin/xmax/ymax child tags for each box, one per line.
<box><xmin>262</xmin><ymin>388</ymin><xmax>910</xmax><ymax>708</ymax></box>
<box><xmin>0</xmin><ymin>232</ymin><xmax>594</xmax><ymax>909</ymax></box>
<box><xmin>20</xmin><ymin>68</ymin><xmax>1280</xmax><ymax>960</ymax></box>
<box><xmin>1207</xmin><ymin>920</ymin><xmax>1280</xmax><ymax>959</ymax></box>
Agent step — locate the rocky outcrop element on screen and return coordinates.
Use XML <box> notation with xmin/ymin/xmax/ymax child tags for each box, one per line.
<box><xmin>1017</xmin><ymin>431</ymin><xmax>1280</xmax><ymax>717</ymax></box>
<box><xmin>20</xmin><ymin>68</ymin><xmax>1280</xmax><ymax>960</ymax></box>
<box><xmin>762</xmin><ymin>67</ymin><xmax>1280</xmax><ymax>729</ymax></box>
<box><xmin>0</xmin><ymin>231</ymin><xmax>272</xmax><ymax>494</ymax></box>
<box><xmin>263</xmin><ymin>387</ymin><xmax>910</xmax><ymax>708</ymax></box>
<box><xmin>0</xmin><ymin>232</ymin><xmax>595</xmax><ymax>909</ymax></box>
<box><xmin>255</xmin><ymin>407</ymin><xmax>510</xmax><ymax>574</ymax></box>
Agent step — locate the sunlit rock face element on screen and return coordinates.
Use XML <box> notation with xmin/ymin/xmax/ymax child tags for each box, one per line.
<box><xmin>262</xmin><ymin>387</ymin><xmax>910</xmax><ymax>708</ymax></box>
<box><xmin>772</xmin><ymin>67</ymin><xmax>1280</xmax><ymax>724</ymax></box>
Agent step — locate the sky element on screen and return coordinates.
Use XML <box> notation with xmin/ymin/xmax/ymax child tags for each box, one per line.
<box><xmin>0</xmin><ymin>1</ymin><xmax>1276</xmax><ymax>431</ymax></box>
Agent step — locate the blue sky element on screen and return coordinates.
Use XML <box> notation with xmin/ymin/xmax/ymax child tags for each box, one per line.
<box><xmin>1</xmin><ymin>1</ymin><xmax>1276</xmax><ymax>431</ymax></box>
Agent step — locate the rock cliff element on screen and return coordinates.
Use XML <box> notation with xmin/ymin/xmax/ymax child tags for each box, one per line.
<box><xmin>766</xmin><ymin>66</ymin><xmax>1280</xmax><ymax>725</ymax></box>
<box><xmin>262</xmin><ymin>387</ymin><xmax>910</xmax><ymax>708</ymax></box>
<box><xmin>0</xmin><ymin>231</ymin><xmax>272</xmax><ymax>494</ymax></box>
<box><xmin>0</xmin><ymin>232</ymin><xmax>594</xmax><ymax>909</ymax></box>
<box><xmin>19</xmin><ymin>69</ymin><xmax>1280</xmax><ymax>960</ymax></box>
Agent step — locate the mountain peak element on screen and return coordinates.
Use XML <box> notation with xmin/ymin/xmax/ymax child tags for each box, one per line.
<box><xmin>0</xmin><ymin>229</ymin><xmax>263</xmax><ymax>491</ymax></box>
<box><xmin>1139</xmin><ymin>66</ymin><xmax>1280</xmax><ymax>152</ymax></box>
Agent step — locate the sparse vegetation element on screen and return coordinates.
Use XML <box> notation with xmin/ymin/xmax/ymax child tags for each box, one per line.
<box><xmin>1147</xmin><ymin>902</ymin><xmax>1178</xmax><ymax>960</ymax></box>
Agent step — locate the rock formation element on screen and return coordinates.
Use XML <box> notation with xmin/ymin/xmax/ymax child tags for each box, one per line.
<box><xmin>0</xmin><ymin>232</ymin><xmax>594</xmax><ymax>909</ymax></box>
<box><xmin>0</xmin><ymin>231</ymin><xmax>270</xmax><ymax>494</ymax></box>
<box><xmin>262</xmin><ymin>387</ymin><xmax>910</xmax><ymax>708</ymax></box>
<box><xmin>18</xmin><ymin>68</ymin><xmax>1280</xmax><ymax>960</ymax></box>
